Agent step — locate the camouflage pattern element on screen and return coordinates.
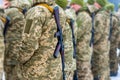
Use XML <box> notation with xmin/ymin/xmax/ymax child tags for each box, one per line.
<box><xmin>28</xmin><ymin>0</ymin><xmax>55</xmax><ymax>6</ymax></box>
<box><xmin>56</xmin><ymin>0</ymin><xmax>77</xmax><ymax>79</ymax></box>
<box><xmin>76</xmin><ymin>11</ymin><xmax>93</xmax><ymax>80</ymax></box>
<box><xmin>64</xmin><ymin>7</ymin><xmax>77</xmax><ymax>80</ymax></box>
<box><xmin>109</xmin><ymin>14</ymin><xmax>120</xmax><ymax>75</ymax></box>
<box><xmin>4</xmin><ymin>0</ymin><xmax>28</xmax><ymax>79</ymax></box>
<box><xmin>17</xmin><ymin>2</ymin><xmax>69</xmax><ymax>80</ymax></box>
<box><xmin>10</xmin><ymin>0</ymin><xmax>31</xmax><ymax>9</ymax></box>
<box><xmin>0</xmin><ymin>8</ymin><xmax>5</xmax><ymax>80</ymax></box>
<box><xmin>91</xmin><ymin>10</ymin><xmax>110</xmax><ymax>80</ymax></box>
<box><xmin>116</xmin><ymin>7</ymin><xmax>120</xmax><ymax>66</ymax></box>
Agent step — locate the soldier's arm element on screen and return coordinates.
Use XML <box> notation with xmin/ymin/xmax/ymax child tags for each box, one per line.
<box><xmin>64</xmin><ymin>9</ymin><xmax>77</xmax><ymax>72</ymax></box>
<box><xmin>76</xmin><ymin>12</ymin><xmax>92</xmax><ymax>41</ymax></box>
<box><xmin>112</xmin><ymin>17</ymin><xmax>120</xmax><ymax>45</ymax></box>
<box><xmin>93</xmin><ymin>13</ymin><xmax>105</xmax><ymax>42</ymax></box>
<box><xmin>4</xmin><ymin>8</ymin><xmax>25</xmax><ymax>64</ymax></box>
<box><xmin>0</xmin><ymin>20</ymin><xmax>5</xmax><ymax>79</ymax></box>
<box><xmin>19</xmin><ymin>6</ymin><xmax>48</xmax><ymax>64</ymax></box>
<box><xmin>115</xmin><ymin>19</ymin><xmax>120</xmax><ymax>47</ymax></box>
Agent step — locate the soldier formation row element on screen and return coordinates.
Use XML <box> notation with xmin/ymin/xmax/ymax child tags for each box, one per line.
<box><xmin>0</xmin><ymin>0</ymin><xmax>120</xmax><ymax>80</ymax></box>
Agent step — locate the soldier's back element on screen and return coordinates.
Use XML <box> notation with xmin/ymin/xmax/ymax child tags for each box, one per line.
<box><xmin>19</xmin><ymin>3</ymin><xmax>67</xmax><ymax>80</ymax></box>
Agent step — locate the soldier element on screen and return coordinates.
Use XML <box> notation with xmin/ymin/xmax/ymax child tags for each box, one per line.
<box><xmin>16</xmin><ymin>0</ymin><xmax>69</xmax><ymax>79</ymax></box>
<box><xmin>70</xmin><ymin>0</ymin><xmax>93</xmax><ymax>80</ymax></box>
<box><xmin>3</xmin><ymin>0</ymin><xmax>30</xmax><ymax>80</ymax></box>
<box><xmin>56</xmin><ymin>0</ymin><xmax>77</xmax><ymax>79</ymax></box>
<box><xmin>0</xmin><ymin>8</ymin><xmax>5</xmax><ymax>80</ymax></box>
<box><xmin>106</xmin><ymin>3</ymin><xmax>120</xmax><ymax>76</ymax></box>
<box><xmin>117</xmin><ymin>3</ymin><xmax>120</xmax><ymax>66</ymax></box>
<box><xmin>87</xmin><ymin>0</ymin><xmax>111</xmax><ymax>80</ymax></box>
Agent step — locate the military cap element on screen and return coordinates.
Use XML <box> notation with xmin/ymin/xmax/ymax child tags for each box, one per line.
<box><xmin>87</xmin><ymin>0</ymin><xmax>95</xmax><ymax>5</ymax></box>
<box><xmin>55</xmin><ymin>0</ymin><xmax>68</xmax><ymax>9</ymax></box>
<box><xmin>87</xmin><ymin>0</ymin><xmax>108</xmax><ymax>7</ymax></box>
<box><xmin>96</xmin><ymin>0</ymin><xmax>108</xmax><ymax>7</ymax></box>
<box><xmin>104</xmin><ymin>2</ymin><xmax>114</xmax><ymax>11</ymax></box>
<box><xmin>71</xmin><ymin>0</ymin><xmax>84</xmax><ymax>6</ymax></box>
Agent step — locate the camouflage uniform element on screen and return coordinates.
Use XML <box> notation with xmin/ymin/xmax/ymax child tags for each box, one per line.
<box><xmin>17</xmin><ymin>0</ymin><xmax>69</xmax><ymax>80</ymax></box>
<box><xmin>56</xmin><ymin>0</ymin><xmax>77</xmax><ymax>79</ymax></box>
<box><xmin>103</xmin><ymin>3</ymin><xmax>120</xmax><ymax>76</ymax></box>
<box><xmin>109</xmin><ymin>14</ymin><xmax>120</xmax><ymax>76</ymax></box>
<box><xmin>4</xmin><ymin>0</ymin><xmax>30</xmax><ymax>80</ymax></box>
<box><xmin>87</xmin><ymin>0</ymin><xmax>111</xmax><ymax>80</ymax></box>
<box><xmin>116</xmin><ymin>5</ymin><xmax>120</xmax><ymax>66</ymax></box>
<box><xmin>0</xmin><ymin>8</ymin><xmax>5</xmax><ymax>80</ymax></box>
<box><xmin>64</xmin><ymin>7</ymin><xmax>77</xmax><ymax>80</ymax></box>
<box><xmin>70</xmin><ymin>0</ymin><xmax>93</xmax><ymax>80</ymax></box>
<box><xmin>92</xmin><ymin>9</ymin><xmax>110</xmax><ymax>80</ymax></box>
<box><xmin>76</xmin><ymin>9</ymin><xmax>93</xmax><ymax>80</ymax></box>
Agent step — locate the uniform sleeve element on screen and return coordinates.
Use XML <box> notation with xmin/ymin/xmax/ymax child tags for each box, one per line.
<box><xmin>5</xmin><ymin>8</ymin><xmax>25</xmax><ymax>65</ymax></box>
<box><xmin>64</xmin><ymin>8</ymin><xmax>78</xmax><ymax>72</ymax></box>
<box><xmin>19</xmin><ymin>6</ymin><xmax>48</xmax><ymax>64</ymax></box>
<box><xmin>111</xmin><ymin>17</ymin><xmax>120</xmax><ymax>46</ymax></box>
<box><xmin>94</xmin><ymin>12</ymin><xmax>109</xmax><ymax>43</ymax></box>
<box><xmin>115</xmin><ymin>19</ymin><xmax>120</xmax><ymax>48</ymax></box>
<box><xmin>0</xmin><ymin>20</ymin><xmax>5</xmax><ymax>79</ymax></box>
<box><xmin>76</xmin><ymin>12</ymin><xmax>92</xmax><ymax>41</ymax></box>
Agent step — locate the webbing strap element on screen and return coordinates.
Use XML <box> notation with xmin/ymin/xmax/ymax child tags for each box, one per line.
<box><xmin>36</xmin><ymin>3</ymin><xmax>53</xmax><ymax>13</ymax></box>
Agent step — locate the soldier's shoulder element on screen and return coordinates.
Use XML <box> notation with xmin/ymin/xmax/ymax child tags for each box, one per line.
<box><xmin>65</xmin><ymin>8</ymin><xmax>76</xmax><ymax>20</ymax></box>
<box><xmin>26</xmin><ymin>5</ymin><xmax>52</xmax><ymax>19</ymax></box>
<box><xmin>77</xmin><ymin>11</ymin><xmax>91</xmax><ymax>20</ymax></box>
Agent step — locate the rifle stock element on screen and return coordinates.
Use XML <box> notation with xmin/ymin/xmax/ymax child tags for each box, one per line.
<box><xmin>53</xmin><ymin>42</ymin><xmax>61</xmax><ymax>58</ymax></box>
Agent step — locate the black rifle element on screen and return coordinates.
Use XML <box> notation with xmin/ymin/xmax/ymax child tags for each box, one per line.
<box><xmin>69</xmin><ymin>19</ymin><xmax>78</xmax><ymax>80</ymax></box>
<box><xmin>90</xmin><ymin>13</ymin><xmax>95</xmax><ymax>68</ymax></box>
<box><xmin>53</xmin><ymin>6</ymin><xmax>65</xmax><ymax>80</ymax></box>
<box><xmin>69</xmin><ymin>19</ymin><xmax>77</xmax><ymax>58</ymax></box>
<box><xmin>108</xmin><ymin>12</ymin><xmax>113</xmax><ymax>41</ymax></box>
<box><xmin>3</xmin><ymin>16</ymin><xmax>10</xmax><ymax>43</ymax></box>
<box><xmin>90</xmin><ymin>13</ymin><xmax>95</xmax><ymax>47</ymax></box>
